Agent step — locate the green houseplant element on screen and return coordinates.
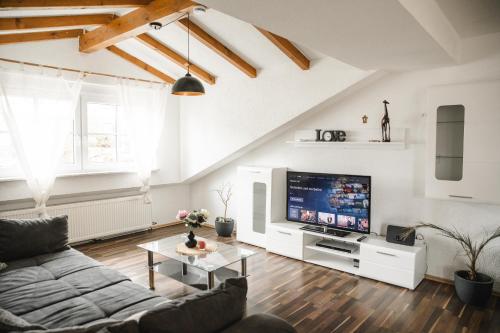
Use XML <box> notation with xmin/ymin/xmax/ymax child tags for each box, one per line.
<box><xmin>403</xmin><ymin>223</ymin><xmax>499</xmax><ymax>306</ymax></box>
<box><xmin>214</xmin><ymin>183</ymin><xmax>234</xmax><ymax>237</ymax></box>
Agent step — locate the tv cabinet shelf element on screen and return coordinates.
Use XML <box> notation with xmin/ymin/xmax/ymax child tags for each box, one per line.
<box><xmin>302</xmin><ymin>230</ymin><xmax>361</xmax><ymax>245</ymax></box>
<box><xmin>304</xmin><ymin>244</ymin><xmax>360</xmax><ymax>260</ymax></box>
<box><xmin>305</xmin><ymin>253</ymin><xmax>359</xmax><ymax>275</ymax></box>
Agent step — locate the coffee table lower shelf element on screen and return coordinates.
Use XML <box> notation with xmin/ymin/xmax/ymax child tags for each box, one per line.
<box><xmin>151</xmin><ymin>258</ymin><xmax>242</xmax><ymax>290</ymax></box>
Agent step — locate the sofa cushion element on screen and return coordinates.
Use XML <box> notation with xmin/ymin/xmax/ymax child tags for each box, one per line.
<box><xmin>0</xmin><ymin>215</ymin><xmax>69</xmax><ymax>262</ymax></box>
<box><xmin>17</xmin><ymin>319</ymin><xmax>137</xmax><ymax>333</ymax></box>
<box><xmin>0</xmin><ymin>266</ymin><xmax>54</xmax><ymax>293</ymax></box>
<box><xmin>110</xmin><ymin>297</ymin><xmax>169</xmax><ymax>320</ymax></box>
<box><xmin>0</xmin><ymin>279</ymin><xmax>80</xmax><ymax>315</ymax></box>
<box><xmin>0</xmin><ymin>308</ymin><xmax>46</xmax><ymax>332</ymax></box>
<box><xmin>82</xmin><ymin>281</ymin><xmax>159</xmax><ymax>316</ymax></box>
<box><xmin>60</xmin><ymin>266</ymin><xmax>129</xmax><ymax>294</ymax></box>
<box><xmin>21</xmin><ymin>296</ymin><xmax>107</xmax><ymax>329</ymax></box>
<box><xmin>40</xmin><ymin>251</ymin><xmax>102</xmax><ymax>279</ymax></box>
<box><xmin>139</xmin><ymin>277</ymin><xmax>248</xmax><ymax>333</ymax></box>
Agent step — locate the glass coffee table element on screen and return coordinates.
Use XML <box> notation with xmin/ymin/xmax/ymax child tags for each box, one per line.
<box><xmin>138</xmin><ymin>234</ymin><xmax>256</xmax><ymax>290</ymax></box>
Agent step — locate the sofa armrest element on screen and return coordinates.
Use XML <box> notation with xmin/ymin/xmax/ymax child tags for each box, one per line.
<box><xmin>221</xmin><ymin>314</ymin><xmax>296</xmax><ymax>333</ymax></box>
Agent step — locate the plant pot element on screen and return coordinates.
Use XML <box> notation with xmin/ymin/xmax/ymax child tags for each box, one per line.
<box><xmin>454</xmin><ymin>270</ymin><xmax>493</xmax><ymax>307</ymax></box>
<box><xmin>215</xmin><ymin>218</ymin><xmax>234</xmax><ymax>237</ymax></box>
<box><xmin>185</xmin><ymin>230</ymin><xmax>197</xmax><ymax>248</ymax></box>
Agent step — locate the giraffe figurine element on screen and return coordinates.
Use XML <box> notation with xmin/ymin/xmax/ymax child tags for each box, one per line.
<box><xmin>381</xmin><ymin>100</ymin><xmax>391</xmax><ymax>142</ymax></box>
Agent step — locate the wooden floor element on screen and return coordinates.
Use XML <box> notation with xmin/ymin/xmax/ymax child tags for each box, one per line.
<box><xmin>75</xmin><ymin>225</ymin><xmax>500</xmax><ymax>333</ymax></box>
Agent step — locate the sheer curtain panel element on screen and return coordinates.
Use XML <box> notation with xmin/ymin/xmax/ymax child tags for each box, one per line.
<box><xmin>0</xmin><ymin>69</ymin><xmax>81</xmax><ymax>216</ymax></box>
<box><xmin>118</xmin><ymin>80</ymin><xmax>168</xmax><ymax>203</ymax></box>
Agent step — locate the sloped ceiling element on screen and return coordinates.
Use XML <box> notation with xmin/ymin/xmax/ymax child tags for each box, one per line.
<box><xmin>197</xmin><ymin>0</ymin><xmax>456</xmax><ymax>70</ymax></box>
<box><xmin>197</xmin><ymin>0</ymin><xmax>500</xmax><ymax>70</ymax></box>
<box><xmin>0</xmin><ymin>6</ymin><xmax>322</xmax><ymax>83</ymax></box>
<box><xmin>436</xmin><ymin>0</ymin><xmax>500</xmax><ymax>38</ymax></box>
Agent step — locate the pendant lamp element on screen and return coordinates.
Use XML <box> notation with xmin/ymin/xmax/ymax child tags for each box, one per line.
<box><xmin>172</xmin><ymin>13</ymin><xmax>205</xmax><ymax>96</ymax></box>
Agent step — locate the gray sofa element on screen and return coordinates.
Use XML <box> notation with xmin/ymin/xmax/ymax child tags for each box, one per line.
<box><xmin>0</xmin><ymin>216</ymin><xmax>296</xmax><ymax>333</ymax></box>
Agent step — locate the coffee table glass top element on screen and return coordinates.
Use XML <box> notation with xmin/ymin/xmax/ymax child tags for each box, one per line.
<box><xmin>138</xmin><ymin>234</ymin><xmax>256</xmax><ymax>272</ymax></box>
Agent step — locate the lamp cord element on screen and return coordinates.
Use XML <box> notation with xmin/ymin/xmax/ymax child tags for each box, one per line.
<box><xmin>187</xmin><ymin>12</ymin><xmax>190</xmax><ymax>74</ymax></box>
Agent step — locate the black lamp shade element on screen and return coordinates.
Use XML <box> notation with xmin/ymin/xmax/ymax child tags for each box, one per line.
<box><xmin>171</xmin><ymin>73</ymin><xmax>205</xmax><ymax>96</ymax></box>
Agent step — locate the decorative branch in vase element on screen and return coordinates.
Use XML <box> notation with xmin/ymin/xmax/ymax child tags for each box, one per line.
<box><xmin>402</xmin><ymin>223</ymin><xmax>500</xmax><ymax>306</ymax></box>
<box><xmin>214</xmin><ymin>183</ymin><xmax>235</xmax><ymax>237</ymax></box>
<box><xmin>176</xmin><ymin>209</ymin><xmax>209</xmax><ymax>248</ymax></box>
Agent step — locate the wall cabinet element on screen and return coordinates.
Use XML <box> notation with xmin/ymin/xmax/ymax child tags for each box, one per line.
<box><xmin>236</xmin><ymin>166</ymin><xmax>286</xmax><ymax>247</ymax></box>
<box><xmin>426</xmin><ymin>80</ymin><xmax>500</xmax><ymax>204</ymax></box>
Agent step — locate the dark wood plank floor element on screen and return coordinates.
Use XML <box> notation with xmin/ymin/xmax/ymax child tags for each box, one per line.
<box><xmin>75</xmin><ymin>225</ymin><xmax>500</xmax><ymax>333</ymax></box>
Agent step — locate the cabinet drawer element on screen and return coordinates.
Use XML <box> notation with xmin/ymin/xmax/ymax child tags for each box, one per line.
<box><xmin>360</xmin><ymin>245</ymin><xmax>414</xmax><ymax>270</ymax></box>
<box><xmin>266</xmin><ymin>226</ymin><xmax>303</xmax><ymax>260</ymax></box>
<box><xmin>360</xmin><ymin>261</ymin><xmax>417</xmax><ymax>289</ymax></box>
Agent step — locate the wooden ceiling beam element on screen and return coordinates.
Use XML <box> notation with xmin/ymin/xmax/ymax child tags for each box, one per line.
<box><xmin>177</xmin><ymin>18</ymin><xmax>257</xmax><ymax>78</ymax></box>
<box><xmin>0</xmin><ymin>14</ymin><xmax>114</xmax><ymax>31</ymax></box>
<box><xmin>79</xmin><ymin>0</ymin><xmax>195</xmax><ymax>53</ymax></box>
<box><xmin>0</xmin><ymin>29</ymin><xmax>83</xmax><ymax>45</ymax></box>
<box><xmin>0</xmin><ymin>0</ymin><xmax>151</xmax><ymax>9</ymax></box>
<box><xmin>136</xmin><ymin>33</ymin><xmax>215</xmax><ymax>85</ymax></box>
<box><xmin>106</xmin><ymin>45</ymin><xmax>176</xmax><ymax>84</ymax></box>
<box><xmin>256</xmin><ymin>27</ymin><xmax>310</xmax><ymax>70</ymax></box>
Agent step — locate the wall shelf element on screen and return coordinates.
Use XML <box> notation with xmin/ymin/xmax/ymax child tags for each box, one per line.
<box><xmin>286</xmin><ymin>128</ymin><xmax>407</xmax><ymax>150</ymax></box>
<box><xmin>286</xmin><ymin>140</ymin><xmax>406</xmax><ymax>150</ymax></box>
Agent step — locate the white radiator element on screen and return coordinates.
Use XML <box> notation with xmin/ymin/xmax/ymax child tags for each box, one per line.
<box><xmin>0</xmin><ymin>196</ymin><xmax>152</xmax><ymax>243</ymax></box>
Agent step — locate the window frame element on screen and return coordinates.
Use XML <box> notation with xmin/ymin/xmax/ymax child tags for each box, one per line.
<box><xmin>80</xmin><ymin>91</ymin><xmax>134</xmax><ymax>173</ymax></box>
<box><xmin>0</xmin><ymin>87</ymin><xmax>138</xmax><ymax>180</ymax></box>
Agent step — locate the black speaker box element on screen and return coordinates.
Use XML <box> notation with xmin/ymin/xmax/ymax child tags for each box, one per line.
<box><xmin>386</xmin><ymin>225</ymin><xmax>415</xmax><ymax>246</ymax></box>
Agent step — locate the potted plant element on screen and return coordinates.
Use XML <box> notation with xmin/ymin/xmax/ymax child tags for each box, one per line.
<box><xmin>214</xmin><ymin>183</ymin><xmax>235</xmax><ymax>237</ymax></box>
<box><xmin>403</xmin><ymin>223</ymin><xmax>499</xmax><ymax>306</ymax></box>
<box><xmin>176</xmin><ymin>209</ymin><xmax>209</xmax><ymax>248</ymax></box>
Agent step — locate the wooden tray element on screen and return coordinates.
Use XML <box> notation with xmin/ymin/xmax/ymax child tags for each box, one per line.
<box><xmin>176</xmin><ymin>242</ymin><xmax>217</xmax><ymax>255</ymax></box>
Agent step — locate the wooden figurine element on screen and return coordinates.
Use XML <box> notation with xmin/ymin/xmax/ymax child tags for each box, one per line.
<box><xmin>381</xmin><ymin>100</ymin><xmax>391</xmax><ymax>142</ymax></box>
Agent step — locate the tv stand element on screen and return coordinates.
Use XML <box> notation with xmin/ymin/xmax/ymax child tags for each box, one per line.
<box><xmin>300</xmin><ymin>225</ymin><xmax>351</xmax><ymax>237</ymax></box>
<box><xmin>266</xmin><ymin>222</ymin><xmax>427</xmax><ymax>290</ymax></box>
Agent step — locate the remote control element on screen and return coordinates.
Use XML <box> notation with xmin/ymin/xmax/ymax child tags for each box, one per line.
<box><xmin>357</xmin><ymin>235</ymin><xmax>367</xmax><ymax>242</ymax></box>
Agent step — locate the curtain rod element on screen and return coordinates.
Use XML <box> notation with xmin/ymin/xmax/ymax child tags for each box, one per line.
<box><xmin>0</xmin><ymin>57</ymin><xmax>164</xmax><ymax>84</ymax></box>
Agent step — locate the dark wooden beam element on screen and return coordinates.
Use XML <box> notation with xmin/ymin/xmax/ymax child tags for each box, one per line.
<box><xmin>256</xmin><ymin>27</ymin><xmax>310</xmax><ymax>70</ymax></box>
<box><xmin>136</xmin><ymin>33</ymin><xmax>215</xmax><ymax>85</ymax></box>
<box><xmin>177</xmin><ymin>18</ymin><xmax>257</xmax><ymax>78</ymax></box>
<box><xmin>106</xmin><ymin>45</ymin><xmax>176</xmax><ymax>84</ymax></box>
<box><xmin>79</xmin><ymin>0</ymin><xmax>195</xmax><ymax>53</ymax></box>
<box><xmin>0</xmin><ymin>14</ymin><xmax>114</xmax><ymax>30</ymax></box>
<box><xmin>0</xmin><ymin>0</ymin><xmax>151</xmax><ymax>9</ymax></box>
<box><xmin>0</xmin><ymin>29</ymin><xmax>83</xmax><ymax>45</ymax></box>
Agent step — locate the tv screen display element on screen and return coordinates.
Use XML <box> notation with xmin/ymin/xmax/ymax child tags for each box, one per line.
<box><xmin>287</xmin><ymin>171</ymin><xmax>371</xmax><ymax>234</ymax></box>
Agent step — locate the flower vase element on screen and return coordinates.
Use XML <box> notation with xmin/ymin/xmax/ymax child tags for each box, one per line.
<box><xmin>185</xmin><ymin>230</ymin><xmax>197</xmax><ymax>248</ymax></box>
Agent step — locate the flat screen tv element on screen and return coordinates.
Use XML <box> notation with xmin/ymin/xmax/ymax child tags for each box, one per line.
<box><xmin>286</xmin><ymin>171</ymin><xmax>371</xmax><ymax>234</ymax></box>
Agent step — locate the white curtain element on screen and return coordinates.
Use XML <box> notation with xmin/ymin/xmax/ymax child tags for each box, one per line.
<box><xmin>118</xmin><ymin>80</ymin><xmax>168</xmax><ymax>203</ymax></box>
<box><xmin>0</xmin><ymin>69</ymin><xmax>82</xmax><ymax>217</ymax></box>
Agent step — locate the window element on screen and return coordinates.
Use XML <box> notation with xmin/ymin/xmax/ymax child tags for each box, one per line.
<box><xmin>0</xmin><ymin>112</ymin><xmax>17</xmax><ymax>173</ymax></box>
<box><xmin>0</xmin><ymin>89</ymin><xmax>136</xmax><ymax>178</ymax></box>
<box><xmin>82</xmin><ymin>94</ymin><xmax>133</xmax><ymax>170</ymax></box>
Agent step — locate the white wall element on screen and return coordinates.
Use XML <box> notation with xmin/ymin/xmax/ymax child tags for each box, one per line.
<box><xmin>0</xmin><ymin>39</ymin><xmax>187</xmax><ymax>224</ymax></box>
<box><xmin>189</xmin><ymin>53</ymin><xmax>500</xmax><ymax>290</ymax></box>
<box><xmin>179</xmin><ymin>57</ymin><xmax>371</xmax><ymax>180</ymax></box>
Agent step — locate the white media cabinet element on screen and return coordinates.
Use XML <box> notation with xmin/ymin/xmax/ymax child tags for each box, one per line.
<box><xmin>266</xmin><ymin>222</ymin><xmax>427</xmax><ymax>290</ymax></box>
<box><xmin>236</xmin><ymin>166</ymin><xmax>427</xmax><ymax>290</ymax></box>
